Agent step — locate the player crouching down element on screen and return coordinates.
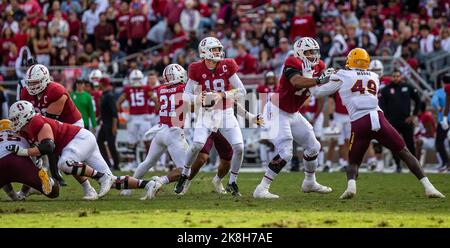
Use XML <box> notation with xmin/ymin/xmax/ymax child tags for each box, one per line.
<box><xmin>7</xmin><ymin>101</ymin><xmax>162</xmax><ymax>200</ymax></box>
<box><xmin>0</xmin><ymin>119</ymin><xmax>59</xmax><ymax>200</ymax></box>
<box><xmin>121</xmin><ymin>64</ymin><xmax>189</xmax><ymax>200</ymax></box>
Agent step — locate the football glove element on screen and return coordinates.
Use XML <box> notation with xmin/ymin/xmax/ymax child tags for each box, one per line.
<box><xmin>440</xmin><ymin>116</ymin><xmax>449</xmax><ymax>130</ymax></box>
<box><xmin>316</xmin><ymin>68</ymin><xmax>336</xmax><ymax>84</ymax></box>
<box><xmin>301</xmin><ymin>59</ymin><xmax>314</xmax><ymax>78</ymax></box>
<box><xmin>6</xmin><ymin>145</ymin><xmax>28</xmax><ymax>156</ymax></box>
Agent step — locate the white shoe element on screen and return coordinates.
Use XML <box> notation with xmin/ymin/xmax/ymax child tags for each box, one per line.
<box><xmin>97</xmin><ymin>174</ymin><xmax>115</xmax><ymax>198</ymax></box>
<box><xmin>141</xmin><ymin>179</ymin><xmax>162</xmax><ymax>200</ymax></box>
<box><xmin>301</xmin><ymin>180</ymin><xmax>333</xmax><ymax>194</ymax></box>
<box><xmin>425</xmin><ymin>188</ymin><xmax>446</xmax><ymax>198</ymax></box>
<box><xmin>212</xmin><ymin>177</ymin><xmax>226</xmax><ymax>194</ymax></box>
<box><xmin>181</xmin><ymin>180</ymin><xmax>192</xmax><ymax>195</ymax></box>
<box><xmin>340</xmin><ymin>188</ymin><xmax>356</xmax><ymax>199</ymax></box>
<box><xmin>120</xmin><ymin>189</ymin><xmax>132</xmax><ymax>196</ymax></box>
<box><xmin>253</xmin><ymin>184</ymin><xmax>279</xmax><ymax>199</ymax></box>
<box><xmin>83</xmin><ymin>186</ymin><xmax>98</xmax><ymax>200</ymax></box>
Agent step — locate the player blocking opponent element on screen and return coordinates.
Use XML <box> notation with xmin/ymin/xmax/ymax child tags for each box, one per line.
<box><xmin>253</xmin><ymin>37</ymin><xmax>333</xmax><ymax>199</ymax></box>
<box><xmin>21</xmin><ymin>64</ymin><xmax>102</xmax><ymax>200</ymax></box>
<box><xmin>310</xmin><ymin>48</ymin><xmax>444</xmax><ymax>199</ymax></box>
<box><xmin>175</xmin><ymin>37</ymin><xmax>247</xmax><ymax>196</ymax></box>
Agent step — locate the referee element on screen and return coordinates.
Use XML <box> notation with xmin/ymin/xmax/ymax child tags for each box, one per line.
<box><xmin>379</xmin><ymin>69</ymin><xmax>421</xmax><ymax>172</ymax></box>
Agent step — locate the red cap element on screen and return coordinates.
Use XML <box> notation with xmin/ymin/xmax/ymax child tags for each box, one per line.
<box><xmin>99</xmin><ymin>77</ymin><xmax>111</xmax><ymax>87</ymax></box>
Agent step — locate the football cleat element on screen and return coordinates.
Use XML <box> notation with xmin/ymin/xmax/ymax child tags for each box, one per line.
<box><xmin>253</xmin><ymin>184</ymin><xmax>279</xmax><ymax>199</ymax></box>
<box><xmin>174</xmin><ymin>174</ymin><xmax>188</xmax><ymax>194</ymax></box>
<box><xmin>38</xmin><ymin>168</ymin><xmax>52</xmax><ymax>195</ymax></box>
<box><xmin>120</xmin><ymin>189</ymin><xmax>132</xmax><ymax>196</ymax></box>
<box><xmin>141</xmin><ymin>178</ymin><xmax>163</xmax><ymax>200</ymax></box>
<box><xmin>83</xmin><ymin>186</ymin><xmax>98</xmax><ymax>200</ymax></box>
<box><xmin>97</xmin><ymin>174</ymin><xmax>114</xmax><ymax>198</ymax></box>
<box><xmin>212</xmin><ymin>177</ymin><xmax>226</xmax><ymax>194</ymax></box>
<box><xmin>340</xmin><ymin>188</ymin><xmax>356</xmax><ymax>199</ymax></box>
<box><xmin>301</xmin><ymin>181</ymin><xmax>333</xmax><ymax>194</ymax></box>
<box><xmin>225</xmin><ymin>182</ymin><xmax>241</xmax><ymax>196</ymax></box>
<box><xmin>181</xmin><ymin>179</ymin><xmax>192</xmax><ymax>195</ymax></box>
<box><xmin>425</xmin><ymin>188</ymin><xmax>445</xmax><ymax>198</ymax></box>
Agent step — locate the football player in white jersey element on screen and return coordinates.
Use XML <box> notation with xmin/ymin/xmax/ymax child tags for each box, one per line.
<box><xmin>175</xmin><ymin>37</ymin><xmax>247</xmax><ymax>196</ymax></box>
<box><xmin>310</xmin><ymin>48</ymin><xmax>444</xmax><ymax>199</ymax></box>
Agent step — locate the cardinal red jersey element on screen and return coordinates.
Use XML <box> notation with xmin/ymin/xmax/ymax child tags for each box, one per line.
<box><xmin>157</xmin><ymin>83</ymin><xmax>186</xmax><ymax>128</ymax></box>
<box><xmin>273</xmin><ymin>56</ymin><xmax>325</xmax><ymax>113</ymax></box>
<box><xmin>21</xmin><ymin>82</ymin><xmax>82</xmax><ymax>124</ymax></box>
<box><xmin>333</xmin><ymin>93</ymin><xmax>348</xmax><ymax>115</ymax></box>
<box><xmin>256</xmin><ymin>84</ymin><xmax>277</xmax><ymax>94</ymax></box>
<box><xmin>124</xmin><ymin>85</ymin><xmax>152</xmax><ymax>115</ymax></box>
<box><xmin>188</xmin><ymin>59</ymin><xmax>239</xmax><ymax>109</ymax></box>
<box><xmin>444</xmin><ymin>84</ymin><xmax>450</xmax><ymax>95</ymax></box>
<box><xmin>419</xmin><ymin>111</ymin><xmax>436</xmax><ymax>137</ymax></box>
<box><xmin>21</xmin><ymin>114</ymin><xmax>81</xmax><ymax>155</ymax></box>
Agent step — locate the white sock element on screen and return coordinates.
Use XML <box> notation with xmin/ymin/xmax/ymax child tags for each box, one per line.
<box><xmin>339</xmin><ymin>158</ymin><xmax>349</xmax><ymax>166</ymax></box>
<box><xmin>229</xmin><ymin>171</ymin><xmax>238</xmax><ymax>184</ymax></box>
<box><xmin>347</xmin><ymin>179</ymin><xmax>356</xmax><ymax>192</ymax></box>
<box><xmin>81</xmin><ymin>180</ymin><xmax>92</xmax><ymax>191</ymax></box>
<box><xmin>325</xmin><ymin>160</ymin><xmax>332</xmax><ymax>167</ymax></box>
<box><xmin>160</xmin><ymin>176</ymin><xmax>169</xmax><ymax>185</ymax></box>
<box><xmin>261</xmin><ymin>168</ymin><xmax>278</xmax><ymax>188</ymax></box>
<box><xmin>318</xmin><ymin>151</ymin><xmax>324</xmax><ymax>165</ymax></box>
<box><xmin>213</xmin><ymin>175</ymin><xmax>222</xmax><ymax>182</ymax></box>
<box><xmin>182</xmin><ymin>166</ymin><xmax>190</xmax><ymax>176</ymax></box>
<box><xmin>420</xmin><ymin>177</ymin><xmax>434</xmax><ymax>190</ymax></box>
<box><xmin>304</xmin><ymin>171</ymin><xmax>316</xmax><ymax>182</ymax></box>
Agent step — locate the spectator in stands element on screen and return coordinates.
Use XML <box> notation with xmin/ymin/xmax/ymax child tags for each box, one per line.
<box><xmin>272</xmin><ymin>37</ymin><xmax>291</xmax><ymax>77</ymax></box>
<box><xmin>62</xmin><ymin>54</ymin><xmax>82</xmax><ymax>90</ymax></box>
<box><xmin>22</xmin><ymin>0</ymin><xmax>42</xmax><ymax>27</ymax></box>
<box><xmin>61</xmin><ymin>0</ymin><xmax>82</xmax><ymax>15</ymax></box>
<box><xmin>68</xmin><ymin>11</ymin><xmax>81</xmax><ymax>38</ymax></box>
<box><xmin>441</xmin><ymin>27</ymin><xmax>450</xmax><ymax>52</ymax></box>
<box><xmin>33</xmin><ymin>26</ymin><xmax>52</xmax><ymax>66</ymax></box>
<box><xmin>420</xmin><ymin>24</ymin><xmax>435</xmax><ymax>55</ymax></box>
<box><xmin>164</xmin><ymin>0</ymin><xmax>185</xmax><ymax>27</ymax></box>
<box><xmin>256</xmin><ymin>49</ymin><xmax>273</xmax><ymax>74</ymax></box>
<box><xmin>235</xmin><ymin>42</ymin><xmax>257</xmax><ymax>75</ymax></box>
<box><xmin>289</xmin><ymin>2</ymin><xmax>316</xmax><ymax>42</ymax></box>
<box><xmin>94</xmin><ymin>12</ymin><xmax>114</xmax><ymax>52</ymax></box>
<box><xmin>3</xmin><ymin>11</ymin><xmax>18</xmax><ymax>34</ymax></box>
<box><xmin>48</xmin><ymin>10</ymin><xmax>69</xmax><ymax>49</ymax></box>
<box><xmin>180</xmin><ymin>0</ymin><xmax>201</xmax><ymax>34</ymax></box>
<box><xmin>356</xmin><ymin>18</ymin><xmax>378</xmax><ymax>48</ymax></box>
<box><xmin>378</xmin><ymin>29</ymin><xmax>398</xmax><ymax>57</ymax></box>
<box><xmin>82</xmin><ymin>1</ymin><xmax>100</xmax><ymax>47</ymax></box>
<box><xmin>327</xmin><ymin>26</ymin><xmax>348</xmax><ymax>65</ymax></box>
<box><xmin>97</xmin><ymin>77</ymin><xmax>120</xmax><ymax>170</ymax></box>
<box><xmin>116</xmin><ymin>1</ymin><xmax>130</xmax><ymax>52</ymax></box>
<box><xmin>128</xmin><ymin>2</ymin><xmax>150</xmax><ymax>54</ymax></box>
<box><xmin>427</xmin><ymin>37</ymin><xmax>450</xmax><ymax>72</ymax></box>
<box><xmin>261</xmin><ymin>17</ymin><xmax>279</xmax><ymax>51</ymax></box>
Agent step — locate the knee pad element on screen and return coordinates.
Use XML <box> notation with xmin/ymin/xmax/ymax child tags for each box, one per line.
<box><xmin>191</xmin><ymin>142</ymin><xmax>205</xmax><ymax>153</ymax></box>
<box><xmin>278</xmin><ymin>145</ymin><xmax>293</xmax><ymax>162</ymax></box>
<box><xmin>61</xmin><ymin>160</ymin><xmax>86</xmax><ymax>175</ymax></box>
<box><xmin>304</xmin><ymin>140</ymin><xmax>320</xmax><ymax>160</ymax></box>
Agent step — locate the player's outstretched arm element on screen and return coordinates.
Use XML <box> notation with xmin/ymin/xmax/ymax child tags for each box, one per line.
<box><xmin>309</xmin><ymin>77</ymin><xmax>342</xmax><ymax>97</ymax></box>
<box><xmin>285</xmin><ymin>66</ymin><xmax>318</xmax><ymax>89</ymax></box>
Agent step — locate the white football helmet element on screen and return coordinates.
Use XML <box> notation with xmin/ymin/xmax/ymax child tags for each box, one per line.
<box><xmin>369</xmin><ymin>59</ymin><xmax>384</xmax><ymax>77</ymax></box>
<box><xmin>198</xmin><ymin>37</ymin><xmax>224</xmax><ymax>62</ymax></box>
<box><xmin>293</xmin><ymin>37</ymin><xmax>321</xmax><ymax>66</ymax></box>
<box><xmin>129</xmin><ymin>69</ymin><xmax>144</xmax><ymax>87</ymax></box>
<box><xmin>89</xmin><ymin>69</ymin><xmax>103</xmax><ymax>86</ymax></box>
<box><xmin>9</xmin><ymin>101</ymin><xmax>36</xmax><ymax>132</ymax></box>
<box><xmin>25</xmin><ymin>64</ymin><xmax>50</xmax><ymax>95</ymax></box>
<box><xmin>162</xmin><ymin>64</ymin><xmax>187</xmax><ymax>85</ymax></box>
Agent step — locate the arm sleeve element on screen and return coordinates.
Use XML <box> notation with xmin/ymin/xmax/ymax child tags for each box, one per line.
<box><xmin>283</xmin><ymin>66</ymin><xmax>302</xmax><ymax>81</ymax></box>
<box><xmin>225</xmin><ymin>73</ymin><xmax>247</xmax><ymax>100</ymax></box>
<box><xmin>309</xmin><ymin>76</ymin><xmax>342</xmax><ymax>97</ymax></box>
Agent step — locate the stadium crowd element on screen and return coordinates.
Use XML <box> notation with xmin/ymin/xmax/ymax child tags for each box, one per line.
<box><xmin>0</xmin><ymin>0</ymin><xmax>450</xmax><ymax>173</ymax></box>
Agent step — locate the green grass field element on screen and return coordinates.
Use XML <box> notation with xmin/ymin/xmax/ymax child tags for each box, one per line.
<box><xmin>0</xmin><ymin>172</ymin><xmax>449</xmax><ymax>227</ymax></box>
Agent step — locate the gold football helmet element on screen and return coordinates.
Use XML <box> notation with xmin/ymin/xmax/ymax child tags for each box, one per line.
<box><xmin>346</xmin><ymin>48</ymin><xmax>370</xmax><ymax>70</ymax></box>
<box><xmin>0</xmin><ymin>119</ymin><xmax>12</xmax><ymax>131</ymax></box>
